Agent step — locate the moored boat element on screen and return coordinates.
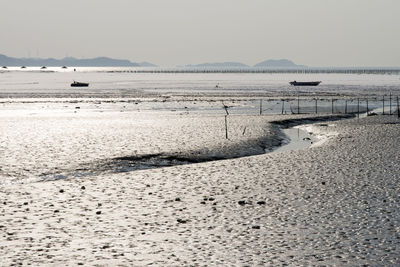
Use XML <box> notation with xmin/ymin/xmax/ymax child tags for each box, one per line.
<box><xmin>290</xmin><ymin>81</ymin><xmax>321</xmax><ymax>86</ymax></box>
<box><xmin>71</xmin><ymin>81</ymin><xmax>89</xmax><ymax>87</ymax></box>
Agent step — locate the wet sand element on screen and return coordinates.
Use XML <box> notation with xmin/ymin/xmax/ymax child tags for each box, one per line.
<box><xmin>1</xmin><ymin>104</ymin><xmax>400</xmax><ymax>265</ymax></box>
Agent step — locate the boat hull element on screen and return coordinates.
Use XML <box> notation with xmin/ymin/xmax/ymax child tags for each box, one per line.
<box><xmin>290</xmin><ymin>81</ymin><xmax>321</xmax><ymax>86</ymax></box>
<box><xmin>71</xmin><ymin>82</ymin><xmax>89</xmax><ymax>87</ymax></box>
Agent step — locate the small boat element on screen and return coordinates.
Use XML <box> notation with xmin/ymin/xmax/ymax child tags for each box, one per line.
<box><xmin>41</xmin><ymin>66</ymin><xmax>47</xmax><ymax>69</ymax></box>
<box><xmin>21</xmin><ymin>66</ymin><xmax>26</xmax><ymax>69</ymax></box>
<box><xmin>71</xmin><ymin>81</ymin><xmax>89</xmax><ymax>87</ymax></box>
<box><xmin>290</xmin><ymin>81</ymin><xmax>321</xmax><ymax>86</ymax></box>
<box><xmin>2</xmin><ymin>66</ymin><xmax>7</xmax><ymax>69</ymax></box>
<box><xmin>61</xmin><ymin>66</ymin><xmax>67</xmax><ymax>69</ymax></box>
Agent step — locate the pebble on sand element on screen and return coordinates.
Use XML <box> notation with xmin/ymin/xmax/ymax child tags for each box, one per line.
<box><xmin>238</xmin><ymin>200</ymin><xmax>246</xmax><ymax>206</ymax></box>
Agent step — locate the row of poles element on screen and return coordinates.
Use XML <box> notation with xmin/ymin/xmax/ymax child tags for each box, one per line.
<box><xmin>258</xmin><ymin>95</ymin><xmax>400</xmax><ymax>118</ymax></box>
<box><xmin>226</xmin><ymin>96</ymin><xmax>399</xmax><ymax>140</ymax></box>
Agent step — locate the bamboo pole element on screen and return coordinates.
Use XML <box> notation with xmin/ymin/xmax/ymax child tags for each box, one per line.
<box><xmin>259</xmin><ymin>99</ymin><xmax>262</xmax><ymax>115</ymax></box>
<box><xmin>366</xmin><ymin>98</ymin><xmax>369</xmax><ymax>116</ymax></box>
<box><xmin>383</xmin><ymin>95</ymin><xmax>385</xmax><ymax>115</ymax></box>
<box><xmin>281</xmin><ymin>99</ymin><xmax>284</xmax><ymax>114</ymax></box>
<box><xmin>357</xmin><ymin>98</ymin><xmax>360</xmax><ymax>118</ymax></box>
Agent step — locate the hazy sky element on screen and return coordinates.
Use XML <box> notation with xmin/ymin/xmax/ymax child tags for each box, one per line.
<box><xmin>1</xmin><ymin>0</ymin><xmax>400</xmax><ymax>67</ymax></box>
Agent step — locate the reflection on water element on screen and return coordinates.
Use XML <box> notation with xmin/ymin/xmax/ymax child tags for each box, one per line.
<box><xmin>273</xmin><ymin>126</ymin><xmax>316</xmax><ymax>153</ymax></box>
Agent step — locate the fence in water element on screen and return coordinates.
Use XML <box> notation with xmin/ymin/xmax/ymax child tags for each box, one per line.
<box><xmin>258</xmin><ymin>95</ymin><xmax>400</xmax><ymax>116</ymax></box>
<box><xmin>196</xmin><ymin>95</ymin><xmax>400</xmax><ymax>116</ymax></box>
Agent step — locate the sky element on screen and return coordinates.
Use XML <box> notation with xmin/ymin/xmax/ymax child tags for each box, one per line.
<box><xmin>1</xmin><ymin>0</ymin><xmax>400</xmax><ymax>67</ymax></box>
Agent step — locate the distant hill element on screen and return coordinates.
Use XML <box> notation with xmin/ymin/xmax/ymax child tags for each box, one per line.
<box><xmin>0</xmin><ymin>54</ymin><xmax>157</xmax><ymax>67</ymax></box>
<box><xmin>254</xmin><ymin>59</ymin><xmax>305</xmax><ymax>68</ymax></box>
<box><xmin>184</xmin><ymin>60</ymin><xmax>305</xmax><ymax>68</ymax></box>
<box><xmin>185</xmin><ymin>62</ymin><xmax>249</xmax><ymax>68</ymax></box>
<box><xmin>137</xmin><ymin>61</ymin><xmax>158</xmax><ymax>67</ymax></box>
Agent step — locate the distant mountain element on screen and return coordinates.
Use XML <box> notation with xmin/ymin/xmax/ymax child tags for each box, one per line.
<box><xmin>185</xmin><ymin>62</ymin><xmax>249</xmax><ymax>68</ymax></box>
<box><xmin>137</xmin><ymin>61</ymin><xmax>157</xmax><ymax>67</ymax></box>
<box><xmin>0</xmin><ymin>54</ymin><xmax>157</xmax><ymax>67</ymax></box>
<box><xmin>254</xmin><ymin>59</ymin><xmax>305</xmax><ymax>68</ymax></box>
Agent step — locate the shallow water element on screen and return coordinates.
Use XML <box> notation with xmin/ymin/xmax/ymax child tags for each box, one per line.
<box><xmin>272</xmin><ymin>126</ymin><xmax>317</xmax><ymax>153</ymax></box>
<box><xmin>1</xmin><ymin>69</ymin><xmax>400</xmax><ymax>97</ymax></box>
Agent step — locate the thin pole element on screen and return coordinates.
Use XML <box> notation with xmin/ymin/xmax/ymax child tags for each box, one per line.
<box><xmin>383</xmin><ymin>95</ymin><xmax>385</xmax><ymax>115</ymax></box>
<box><xmin>225</xmin><ymin>115</ymin><xmax>228</xmax><ymax>139</ymax></box>
<box><xmin>331</xmin><ymin>99</ymin><xmax>334</xmax><ymax>114</ymax></box>
<box><xmin>389</xmin><ymin>92</ymin><xmax>392</xmax><ymax>115</ymax></box>
<box><xmin>366</xmin><ymin>98</ymin><xmax>369</xmax><ymax>116</ymax></box>
<box><xmin>397</xmin><ymin>96</ymin><xmax>399</xmax><ymax>118</ymax></box>
<box><xmin>259</xmin><ymin>99</ymin><xmax>262</xmax><ymax>115</ymax></box>
<box><xmin>281</xmin><ymin>99</ymin><xmax>284</xmax><ymax>114</ymax></box>
<box><xmin>357</xmin><ymin>98</ymin><xmax>360</xmax><ymax>118</ymax></box>
<box><xmin>222</xmin><ymin>101</ymin><xmax>229</xmax><ymax>139</ymax></box>
<box><xmin>345</xmin><ymin>100</ymin><xmax>347</xmax><ymax>114</ymax></box>
<box><xmin>297</xmin><ymin>95</ymin><xmax>300</xmax><ymax>114</ymax></box>
<box><xmin>315</xmin><ymin>99</ymin><xmax>318</xmax><ymax>114</ymax></box>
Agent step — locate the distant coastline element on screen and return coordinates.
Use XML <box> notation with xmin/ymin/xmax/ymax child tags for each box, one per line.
<box><xmin>1</xmin><ymin>54</ymin><xmax>399</xmax><ymax>73</ymax></box>
<box><xmin>0</xmin><ymin>54</ymin><xmax>156</xmax><ymax>67</ymax></box>
<box><xmin>184</xmin><ymin>59</ymin><xmax>304</xmax><ymax>68</ymax></box>
<box><xmin>83</xmin><ymin>67</ymin><xmax>400</xmax><ymax>75</ymax></box>
<box><xmin>0</xmin><ymin>54</ymin><xmax>304</xmax><ymax>68</ymax></box>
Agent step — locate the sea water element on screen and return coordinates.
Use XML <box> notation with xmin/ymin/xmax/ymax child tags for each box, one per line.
<box><xmin>1</xmin><ymin>67</ymin><xmax>400</xmax><ymax>98</ymax></box>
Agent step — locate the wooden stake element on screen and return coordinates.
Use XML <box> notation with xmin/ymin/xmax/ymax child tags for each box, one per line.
<box><xmin>345</xmin><ymin>100</ymin><xmax>347</xmax><ymax>114</ymax></box>
<box><xmin>357</xmin><ymin>98</ymin><xmax>360</xmax><ymax>118</ymax></box>
<box><xmin>389</xmin><ymin>92</ymin><xmax>392</xmax><ymax>115</ymax></box>
<box><xmin>225</xmin><ymin>115</ymin><xmax>228</xmax><ymax>139</ymax></box>
<box><xmin>315</xmin><ymin>99</ymin><xmax>318</xmax><ymax>114</ymax></box>
<box><xmin>222</xmin><ymin>101</ymin><xmax>229</xmax><ymax>139</ymax></box>
<box><xmin>281</xmin><ymin>99</ymin><xmax>284</xmax><ymax>114</ymax></box>
<box><xmin>297</xmin><ymin>96</ymin><xmax>300</xmax><ymax>114</ymax></box>
<box><xmin>259</xmin><ymin>99</ymin><xmax>262</xmax><ymax>115</ymax></box>
<box><xmin>366</xmin><ymin>98</ymin><xmax>369</xmax><ymax>115</ymax></box>
<box><xmin>383</xmin><ymin>95</ymin><xmax>385</xmax><ymax>115</ymax></box>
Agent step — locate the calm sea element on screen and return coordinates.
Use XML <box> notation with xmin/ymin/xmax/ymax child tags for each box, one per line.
<box><xmin>0</xmin><ymin>67</ymin><xmax>399</xmax><ymax>97</ymax></box>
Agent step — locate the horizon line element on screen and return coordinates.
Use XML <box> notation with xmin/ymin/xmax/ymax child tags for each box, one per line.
<box><xmin>1</xmin><ymin>53</ymin><xmax>400</xmax><ymax>69</ymax></box>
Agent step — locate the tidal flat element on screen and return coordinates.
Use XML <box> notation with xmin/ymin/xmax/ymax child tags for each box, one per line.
<box><xmin>1</xmin><ymin>100</ymin><xmax>399</xmax><ymax>266</ymax></box>
<box><xmin>1</xmin><ymin>71</ymin><xmax>400</xmax><ymax>265</ymax></box>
